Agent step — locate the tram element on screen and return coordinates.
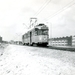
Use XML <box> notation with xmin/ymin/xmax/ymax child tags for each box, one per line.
<box><xmin>22</xmin><ymin>23</ymin><xmax>49</xmax><ymax>46</ymax></box>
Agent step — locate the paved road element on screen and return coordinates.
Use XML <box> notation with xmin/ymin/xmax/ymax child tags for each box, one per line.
<box><xmin>0</xmin><ymin>44</ymin><xmax>75</xmax><ymax>75</ymax></box>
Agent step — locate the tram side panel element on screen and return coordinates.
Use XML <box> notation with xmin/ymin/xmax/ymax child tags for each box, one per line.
<box><xmin>25</xmin><ymin>33</ymin><xmax>30</xmax><ymax>45</ymax></box>
<box><xmin>32</xmin><ymin>35</ymin><xmax>48</xmax><ymax>43</ymax></box>
<box><xmin>22</xmin><ymin>33</ymin><xmax>30</xmax><ymax>45</ymax></box>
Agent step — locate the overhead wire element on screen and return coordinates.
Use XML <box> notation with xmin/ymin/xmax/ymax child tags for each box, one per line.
<box><xmin>23</xmin><ymin>0</ymin><xmax>50</xmax><ymax>29</ymax></box>
<box><xmin>24</xmin><ymin>0</ymin><xmax>75</xmax><ymax>29</ymax></box>
<box><xmin>34</xmin><ymin>0</ymin><xmax>51</xmax><ymax>17</ymax></box>
<box><xmin>41</xmin><ymin>0</ymin><xmax>75</xmax><ymax>22</ymax></box>
<box><xmin>28</xmin><ymin>0</ymin><xmax>51</xmax><ymax>28</ymax></box>
<box><xmin>23</xmin><ymin>23</ymin><xmax>29</xmax><ymax>29</ymax></box>
<box><xmin>34</xmin><ymin>0</ymin><xmax>48</xmax><ymax>16</ymax></box>
<box><xmin>30</xmin><ymin>0</ymin><xmax>51</xmax><ymax>27</ymax></box>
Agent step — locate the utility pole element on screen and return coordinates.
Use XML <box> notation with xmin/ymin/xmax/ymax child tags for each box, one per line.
<box><xmin>46</xmin><ymin>22</ymin><xmax>52</xmax><ymax>46</ymax></box>
<box><xmin>50</xmin><ymin>23</ymin><xmax>52</xmax><ymax>46</ymax></box>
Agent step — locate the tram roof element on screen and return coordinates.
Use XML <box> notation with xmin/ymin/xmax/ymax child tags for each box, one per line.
<box><xmin>24</xmin><ymin>23</ymin><xmax>48</xmax><ymax>34</ymax></box>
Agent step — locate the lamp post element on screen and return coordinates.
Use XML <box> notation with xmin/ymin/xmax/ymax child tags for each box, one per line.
<box><xmin>50</xmin><ymin>23</ymin><xmax>52</xmax><ymax>46</ymax></box>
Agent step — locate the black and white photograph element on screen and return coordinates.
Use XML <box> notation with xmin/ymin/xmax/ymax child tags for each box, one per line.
<box><xmin>0</xmin><ymin>0</ymin><xmax>75</xmax><ymax>75</ymax></box>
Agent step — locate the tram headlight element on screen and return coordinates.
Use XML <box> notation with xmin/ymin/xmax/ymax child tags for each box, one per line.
<box><xmin>44</xmin><ymin>37</ymin><xmax>46</xmax><ymax>40</ymax></box>
<box><xmin>39</xmin><ymin>37</ymin><xmax>42</xmax><ymax>40</ymax></box>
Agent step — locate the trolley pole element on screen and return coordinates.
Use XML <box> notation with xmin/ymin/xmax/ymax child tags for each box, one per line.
<box><xmin>30</xmin><ymin>18</ymin><xmax>37</xmax><ymax>28</ymax></box>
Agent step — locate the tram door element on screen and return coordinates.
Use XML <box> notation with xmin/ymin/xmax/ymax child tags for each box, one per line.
<box><xmin>30</xmin><ymin>32</ymin><xmax>32</xmax><ymax>45</ymax></box>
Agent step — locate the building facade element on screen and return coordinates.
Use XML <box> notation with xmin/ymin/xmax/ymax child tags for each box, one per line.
<box><xmin>72</xmin><ymin>36</ymin><xmax>75</xmax><ymax>46</ymax></box>
<box><xmin>0</xmin><ymin>36</ymin><xmax>2</xmax><ymax>43</ymax></box>
<box><xmin>49</xmin><ymin>36</ymin><xmax>72</xmax><ymax>46</ymax></box>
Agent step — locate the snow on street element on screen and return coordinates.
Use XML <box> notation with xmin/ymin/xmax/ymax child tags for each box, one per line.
<box><xmin>0</xmin><ymin>44</ymin><xmax>75</xmax><ymax>75</ymax></box>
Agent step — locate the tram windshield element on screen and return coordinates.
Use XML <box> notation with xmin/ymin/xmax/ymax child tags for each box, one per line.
<box><xmin>38</xmin><ymin>29</ymin><xmax>48</xmax><ymax>35</ymax></box>
<box><xmin>42</xmin><ymin>29</ymin><xmax>48</xmax><ymax>35</ymax></box>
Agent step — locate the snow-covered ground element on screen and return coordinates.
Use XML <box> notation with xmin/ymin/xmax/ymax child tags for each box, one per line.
<box><xmin>0</xmin><ymin>44</ymin><xmax>75</xmax><ymax>75</ymax></box>
<box><xmin>0</xmin><ymin>43</ymin><xmax>7</xmax><ymax>56</ymax></box>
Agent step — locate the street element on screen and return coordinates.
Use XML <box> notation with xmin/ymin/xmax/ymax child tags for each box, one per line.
<box><xmin>0</xmin><ymin>44</ymin><xmax>75</xmax><ymax>75</ymax></box>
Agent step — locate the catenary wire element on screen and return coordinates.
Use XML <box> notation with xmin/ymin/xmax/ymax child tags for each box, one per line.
<box><xmin>41</xmin><ymin>0</ymin><xmax>75</xmax><ymax>22</ymax></box>
<box><xmin>34</xmin><ymin>0</ymin><xmax>48</xmax><ymax>16</ymax></box>
<box><xmin>26</xmin><ymin>0</ymin><xmax>51</xmax><ymax>28</ymax></box>
<box><xmin>25</xmin><ymin>0</ymin><xmax>48</xmax><ymax>29</ymax></box>
<box><xmin>34</xmin><ymin>0</ymin><xmax>51</xmax><ymax>17</ymax></box>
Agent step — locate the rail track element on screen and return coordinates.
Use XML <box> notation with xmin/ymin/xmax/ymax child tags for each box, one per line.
<box><xmin>22</xmin><ymin>44</ymin><xmax>75</xmax><ymax>52</ymax></box>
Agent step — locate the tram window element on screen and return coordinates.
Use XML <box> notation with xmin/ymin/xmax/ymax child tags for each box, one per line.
<box><xmin>34</xmin><ymin>29</ymin><xmax>48</xmax><ymax>35</ymax></box>
<box><xmin>26</xmin><ymin>34</ymin><xmax>28</xmax><ymax>38</ymax></box>
<box><xmin>28</xmin><ymin>33</ymin><xmax>30</xmax><ymax>37</ymax></box>
<box><xmin>35</xmin><ymin>31</ymin><xmax>38</xmax><ymax>35</ymax></box>
<box><xmin>38</xmin><ymin>29</ymin><xmax>48</xmax><ymax>35</ymax></box>
<box><xmin>22</xmin><ymin>35</ymin><xmax>24</xmax><ymax>39</ymax></box>
<box><xmin>38</xmin><ymin>30</ymin><xmax>42</xmax><ymax>35</ymax></box>
<box><xmin>42</xmin><ymin>30</ymin><xmax>48</xmax><ymax>35</ymax></box>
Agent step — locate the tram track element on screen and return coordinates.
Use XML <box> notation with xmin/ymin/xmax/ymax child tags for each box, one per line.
<box><xmin>22</xmin><ymin>44</ymin><xmax>75</xmax><ymax>52</ymax></box>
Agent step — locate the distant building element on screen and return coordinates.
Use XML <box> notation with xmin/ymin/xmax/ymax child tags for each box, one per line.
<box><xmin>0</xmin><ymin>36</ymin><xmax>2</xmax><ymax>43</ymax></box>
<box><xmin>72</xmin><ymin>35</ymin><xmax>75</xmax><ymax>46</ymax></box>
<box><xmin>2</xmin><ymin>41</ymin><xmax>8</xmax><ymax>44</ymax></box>
<box><xmin>9</xmin><ymin>40</ymin><xmax>15</xmax><ymax>44</ymax></box>
<box><xmin>15</xmin><ymin>41</ymin><xmax>22</xmax><ymax>45</ymax></box>
<box><xmin>49</xmin><ymin>36</ymin><xmax>72</xmax><ymax>46</ymax></box>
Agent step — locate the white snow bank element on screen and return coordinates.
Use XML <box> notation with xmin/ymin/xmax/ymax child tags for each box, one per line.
<box><xmin>0</xmin><ymin>45</ymin><xmax>75</xmax><ymax>75</ymax></box>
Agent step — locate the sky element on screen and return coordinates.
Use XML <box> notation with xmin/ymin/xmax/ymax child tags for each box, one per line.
<box><xmin>0</xmin><ymin>0</ymin><xmax>75</xmax><ymax>41</ymax></box>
